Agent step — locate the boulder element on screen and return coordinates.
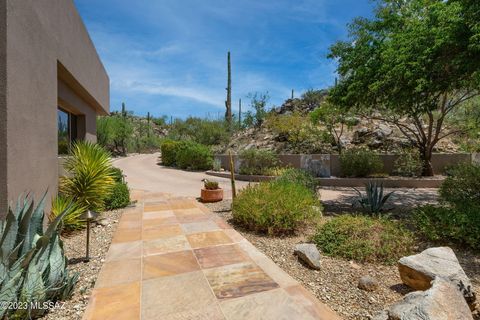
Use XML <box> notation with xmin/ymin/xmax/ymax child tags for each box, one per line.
<box><xmin>294</xmin><ymin>243</ymin><xmax>321</xmax><ymax>270</ymax></box>
<box><xmin>373</xmin><ymin>277</ymin><xmax>473</xmax><ymax>320</ymax></box>
<box><xmin>398</xmin><ymin>247</ymin><xmax>475</xmax><ymax>306</ymax></box>
<box><xmin>358</xmin><ymin>276</ymin><xmax>379</xmax><ymax>292</ymax></box>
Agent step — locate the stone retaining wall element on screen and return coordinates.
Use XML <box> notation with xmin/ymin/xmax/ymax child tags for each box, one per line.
<box><xmin>215</xmin><ymin>153</ymin><xmax>475</xmax><ymax>178</ymax></box>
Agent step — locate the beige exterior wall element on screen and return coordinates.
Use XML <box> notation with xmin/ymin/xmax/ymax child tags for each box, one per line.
<box><xmin>0</xmin><ymin>0</ymin><xmax>109</xmax><ymax>217</ymax></box>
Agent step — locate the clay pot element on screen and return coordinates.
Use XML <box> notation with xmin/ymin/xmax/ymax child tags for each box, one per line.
<box><xmin>200</xmin><ymin>188</ymin><xmax>223</xmax><ymax>203</ymax></box>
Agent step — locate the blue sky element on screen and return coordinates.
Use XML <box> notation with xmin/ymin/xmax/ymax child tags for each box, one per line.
<box><xmin>74</xmin><ymin>0</ymin><xmax>374</xmax><ymax>119</ymax></box>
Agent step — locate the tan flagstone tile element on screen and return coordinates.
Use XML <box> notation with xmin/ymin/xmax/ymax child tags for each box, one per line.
<box><xmin>174</xmin><ymin>207</ymin><xmax>207</xmax><ymax>217</ymax></box>
<box><xmin>143</xmin><ymin>250</ymin><xmax>200</xmax><ymax>280</ymax></box>
<box><xmin>143</xmin><ymin>235</ymin><xmax>191</xmax><ymax>256</ymax></box>
<box><xmin>141</xmin><ymin>271</ymin><xmax>217</xmax><ymax>319</ymax></box>
<box><xmin>120</xmin><ymin>211</ymin><xmax>142</xmax><ymax>222</ymax></box>
<box><xmin>194</xmin><ymin>244</ymin><xmax>251</xmax><ymax>269</ymax></box>
<box><xmin>144</xmin><ymin>204</ymin><xmax>171</xmax><ymax>212</ymax></box>
<box><xmin>142</xmin><ymin>224</ymin><xmax>182</xmax><ymax>241</ymax></box>
<box><xmin>112</xmin><ymin>227</ymin><xmax>142</xmax><ymax>243</ymax></box>
<box><xmin>117</xmin><ymin>219</ymin><xmax>142</xmax><ymax>230</ymax></box>
<box><xmin>181</xmin><ymin>220</ymin><xmax>221</xmax><ymax>234</ymax></box>
<box><xmin>168</xmin><ymin>199</ymin><xmax>198</xmax><ymax>209</ymax></box>
<box><xmin>176</xmin><ymin>213</ymin><xmax>211</xmax><ymax>223</ymax></box>
<box><xmin>165</xmin><ymin>305</ymin><xmax>226</xmax><ymax>320</ymax></box>
<box><xmin>203</xmin><ymin>262</ymin><xmax>279</xmax><ymax>300</ymax></box>
<box><xmin>210</xmin><ymin>216</ymin><xmax>232</xmax><ymax>229</ymax></box>
<box><xmin>105</xmin><ymin>240</ymin><xmax>142</xmax><ymax>262</ymax></box>
<box><xmin>219</xmin><ymin>288</ymin><xmax>318</xmax><ymax>320</ymax></box>
<box><xmin>83</xmin><ymin>281</ymin><xmax>140</xmax><ymax>320</ymax></box>
<box><xmin>95</xmin><ymin>258</ymin><xmax>142</xmax><ymax>288</ymax></box>
<box><xmin>142</xmin><ymin>210</ymin><xmax>175</xmax><ymax>220</ymax></box>
<box><xmin>237</xmin><ymin>240</ymin><xmax>298</xmax><ymax>288</ymax></box>
<box><xmin>142</xmin><ymin>215</ymin><xmax>178</xmax><ymax>227</ymax></box>
<box><xmin>186</xmin><ymin>231</ymin><xmax>233</xmax><ymax>249</ymax></box>
<box><xmin>285</xmin><ymin>285</ymin><xmax>341</xmax><ymax>320</ymax></box>
<box><xmin>223</xmin><ymin>229</ymin><xmax>244</xmax><ymax>243</ymax></box>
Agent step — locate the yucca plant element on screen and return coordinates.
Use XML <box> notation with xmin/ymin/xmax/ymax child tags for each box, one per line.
<box><xmin>353</xmin><ymin>181</ymin><xmax>394</xmax><ymax>215</ymax></box>
<box><xmin>0</xmin><ymin>194</ymin><xmax>78</xmax><ymax>319</ymax></box>
<box><xmin>49</xmin><ymin>195</ymin><xmax>88</xmax><ymax>233</ymax></box>
<box><xmin>60</xmin><ymin>141</ymin><xmax>115</xmax><ymax>211</ymax></box>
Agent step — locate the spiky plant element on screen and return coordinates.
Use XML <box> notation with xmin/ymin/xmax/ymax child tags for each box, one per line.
<box><xmin>0</xmin><ymin>194</ymin><xmax>78</xmax><ymax>319</ymax></box>
<box><xmin>353</xmin><ymin>181</ymin><xmax>394</xmax><ymax>216</ymax></box>
<box><xmin>60</xmin><ymin>141</ymin><xmax>115</xmax><ymax>211</ymax></box>
<box><xmin>49</xmin><ymin>195</ymin><xmax>88</xmax><ymax>233</ymax></box>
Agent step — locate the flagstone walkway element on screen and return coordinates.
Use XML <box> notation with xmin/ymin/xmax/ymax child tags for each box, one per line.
<box><xmin>83</xmin><ymin>191</ymin><xmax>340</xmax><ymax>320</ymax></box>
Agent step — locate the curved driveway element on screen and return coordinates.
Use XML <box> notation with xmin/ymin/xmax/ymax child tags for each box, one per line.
<box><xmin>113</xmin><ymin>153</ymin><xmax>249</xmax><ymax>199</ymax></box>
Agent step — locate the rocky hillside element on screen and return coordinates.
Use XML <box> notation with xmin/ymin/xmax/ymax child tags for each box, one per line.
<box><xmin>223</xmin><ymin>99</ymin><xmax>460</xmax><ymax>154</ymax></box>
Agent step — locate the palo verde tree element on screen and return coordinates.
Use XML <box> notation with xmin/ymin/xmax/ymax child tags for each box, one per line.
<box><xmin>328</xmin><ymin>0</ymin><xmax>480</xmax><ymax>176</ymax></box>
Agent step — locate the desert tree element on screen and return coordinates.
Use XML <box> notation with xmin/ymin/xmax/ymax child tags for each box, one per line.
<box><xmin>328</xmin><ymin>0</ymin><xmax>480</xmax><ymax>175</ymax></box>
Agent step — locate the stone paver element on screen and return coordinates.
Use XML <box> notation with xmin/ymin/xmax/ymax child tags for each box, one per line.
<box><xmin>83</xmin><ymin>191</ymin><xmax>341</xmax><ymax>320</ymax></box>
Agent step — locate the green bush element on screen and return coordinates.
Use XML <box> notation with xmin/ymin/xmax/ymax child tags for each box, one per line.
<box><xmin>111</xmin><ymin>167</ymin><xmax>124</xmax><ymax>183</ymax></box>
<box><xmin>232</xmin><ymin>180</ymin><xmax>321</xmax><ymax>235</ymax></box>
<box><xmin>275</xmin><ymin>168</ymin><xmax>318</xmax><ymax>194</ymax></box>
<box><xmin>60</xmin><ymin>141</ymin><xmax>115</xmax><ymax>211</ymax></box>
<box><xmin>239</xmin><ymin>149</ymin><xmax>280</xmax><ymax>175</ymax></box>
<box><xmin>339</xmin><ymin>148</ymin><xmax>383</xmax><ymax>177</ymax></box>
<box><xmin>175</xmin><ymin>142</ymin><xmax>213</xmax><ymax>170</ymax></box>
<box><xmin>49</xmin><ymin>195</ymin><xmax>88</xmax><ymax>232</ymax></box>
<box><xmin>104</xmin><ymin>182</ymin><xmax>131</xmax><ymax>210</ymax></box>
<box><xmin>393</xmin><ymin>150</ymin><xmax>423</xmax><ymax>177</ymax></box>
<box><xmin>0</xmin><ymin>195</ymin><xmax>78</xmax><ymax>319</ymax></box>
<box><xmin>439</xmin><ymin>163</ymin><xmax>480</xmax><ymax>209</ymax></box>
<box><xmin>412</xmin><ymin>205</ymin><xmax>480</xmax><ymax>249</ymax></box>
<box><xmin>160</xmin><ymin>140</ymin><xmax>183</xmax><ymax>166</ymax></box>
<box><xmin>313</xmin><ymin>215</ymin><xmax>414</xmax><ymax>264</ymax></box>
<box><xmin>167</xmin><ymin>117</ymin><xmax>230</xmax><ymax>146</ymax></box>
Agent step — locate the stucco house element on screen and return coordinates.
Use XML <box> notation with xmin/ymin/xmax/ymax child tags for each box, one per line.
<box><xmin>0</xmin><ymin>0</ymin><xmax>110</xmax><ymax>217</ymax></box>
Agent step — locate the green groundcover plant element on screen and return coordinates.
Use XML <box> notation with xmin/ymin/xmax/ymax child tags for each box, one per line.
<box><xmin>313</xmin><ymin>215</ymin><xmax>414</xmax><ymax>264</ymax></box>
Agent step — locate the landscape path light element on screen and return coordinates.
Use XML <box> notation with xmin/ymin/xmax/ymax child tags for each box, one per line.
<box><xmin>79</xmin><ymin>209</ymin><xmax>99</xmax><ymax>262</ymax></box>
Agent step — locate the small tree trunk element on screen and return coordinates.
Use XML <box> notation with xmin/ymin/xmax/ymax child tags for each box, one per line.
<box><xmin>420</xmin><ymin>147</ymin><xmax>434</xmax><ymax>176</ymax></box>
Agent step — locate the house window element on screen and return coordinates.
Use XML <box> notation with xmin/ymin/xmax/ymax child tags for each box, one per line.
<box><xmin>58</xmin><ymin>108</ymin><xmax>77</xmax><ymax>154</ymax></box>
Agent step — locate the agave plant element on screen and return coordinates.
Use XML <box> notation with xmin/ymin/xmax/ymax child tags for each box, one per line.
<box><xmin>0</xmin><ymin>194</ymin><xmax>78</xmax><ymax>319</ymax></box>
<box><xmin>60</xmin><ymin>141</ymin><xmax>115</xmax><ymax>211</ymax></box>
<box><xmin>49</xmin><ymin>195</ymin><xmax>88</xmax><ymax>233</ymax></box>
<box><xmin>353</xmin><ymin>181</ymin><xmax>394</xmax><ymax>215</ymax></box>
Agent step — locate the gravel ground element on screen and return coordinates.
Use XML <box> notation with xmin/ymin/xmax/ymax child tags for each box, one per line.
<box><xmin>40</xmin><ymin>209</ymin><xmax>122</xmax><ymax>320</ymax></box>
<box><xmin>204</xmin><ymin>197</ymin><xmax>480</xmax><ymax>320</ymax></box>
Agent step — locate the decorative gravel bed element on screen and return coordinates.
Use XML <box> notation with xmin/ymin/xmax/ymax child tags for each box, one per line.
<box><xmin>204</xmin><ymin>199</ymin><xmax>480</xmax><ymax>320</ymax></box>
<box><xmin>40</xmin><ymin>209</ymin><xmax>122</xmax><ymax>320</ymax></box>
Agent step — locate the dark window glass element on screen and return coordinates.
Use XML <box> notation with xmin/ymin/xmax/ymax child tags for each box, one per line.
<box><xmin>58</xmin><ymin>108</ymin><xmax>78</xmax><ymax>155</ymax></box>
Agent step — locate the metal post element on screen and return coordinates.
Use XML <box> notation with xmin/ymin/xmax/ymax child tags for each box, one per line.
<box><xmin>86</xmin><ymin>219</ymin><xmax>90</xmax><ymax>261</ymax></box>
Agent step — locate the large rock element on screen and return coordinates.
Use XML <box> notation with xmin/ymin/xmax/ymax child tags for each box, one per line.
<box><xmin>373</xmin><ymin>277</ymin><xmax>473</xmax><ymax>320</ymax></box>
<box><xmin>294</xmin><ymin>243</ymin><xmax>321</xmax><ymax>270</ymax></box>
<box><xmin>358</xmin><ymin>275</ymin><xmax>379</xmax><ymax>292</ymax></box>
<box><xmin>398</xmin><ymin>247</ymin><xmax>475</xmax><ymax>306</ymax></box>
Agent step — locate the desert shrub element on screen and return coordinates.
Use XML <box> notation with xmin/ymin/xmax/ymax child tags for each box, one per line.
<box><xmin>111</xmin><ymin>167</ymin><xmax>124</xmax><ymax>183</ymax></box>
<box><xmin>275</xmin><ymin>168</ymin><xmax>318</xmax><ymax>194</ymax></box>
<box><xmin>212</xmin><ymin>159</ymin><xmax>222</xmax><ymax>171</ymax></box>
<box><xmin>175</xmin><ymin>142</ymin><xmax>213</xmax><ymax>170</ymax></box>
<box><xmin>239</xmin><ymin>149</ymin><xmax>280</xmax><ymax>175</ymax></box>
<box><xmin>439</xmin><ymin>163</ymin><xmax>480</xmax><ymax>209</ymax></box>
<box><xmin>412</xmin><ymin>205</ymin><xmax>480</xmax><ymax>249</ymax></box>
<box><xmin>167</xmin><ymin>117</ymin><xmax>230</xmax><ymax>146</ymax></box>
<box><xmin>393</xmin><ymin>150</ymin><xmax>423</xmax><ymax>177</ymax></box>
<box><xmin>160</xmin><ymin>140</ymin><xmax>183</xmax><ymax>166</ymax></box>
<box><xmin>232</xmin><ymin>180</ymin><xmax>321</xmax><ymax>235</ymax></box>
<box><xmin>0</xmin><ymin>195</ymin><xmax>78</xmax><ymax>319</ymax></box>
<box><xmin>313</xmin><ymin>215</ymin><xmax>414</xmax><ymax>264</ymax></box>
<box><xmin>339</xmin><ymin>147</ymin><xmax>383</xmax><ymax>177</ymax></box>
<box><xmin>49</xmin><ymin>195</ymin><xmax>88</xmax><ymax>232</ymax></box>
<box><xmin>104</xmin><ymin>181</ymin><xmax>130</xmax><ymax>210</ymax></box>
<box><xmin>60</xmin><ymin>141</ymin><xmax>115</xmax><ymax>211</ymax></box>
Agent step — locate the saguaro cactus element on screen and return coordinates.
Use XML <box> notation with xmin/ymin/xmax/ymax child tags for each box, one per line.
<box><xmin>225</xmin><ymin>51</ymin><xmax>232</xmax><ymax>127</ymax></box>
<box><xmin>238</xmin><ymin>98</ymin><xmax>242</xmax><ymax>127</ymax></box>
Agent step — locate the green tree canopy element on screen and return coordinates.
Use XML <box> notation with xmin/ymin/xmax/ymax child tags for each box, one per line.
<box><xmin>329</xmin><ymin>0</ymin><xmax>480</xmax><ymax>175</ymax></box>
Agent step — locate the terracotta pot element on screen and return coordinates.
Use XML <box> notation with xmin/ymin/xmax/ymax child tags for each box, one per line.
<box><xmin>201</xmin><ymin>188</ymin><xmax>223</xmax><ymax>203</ymax></box>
